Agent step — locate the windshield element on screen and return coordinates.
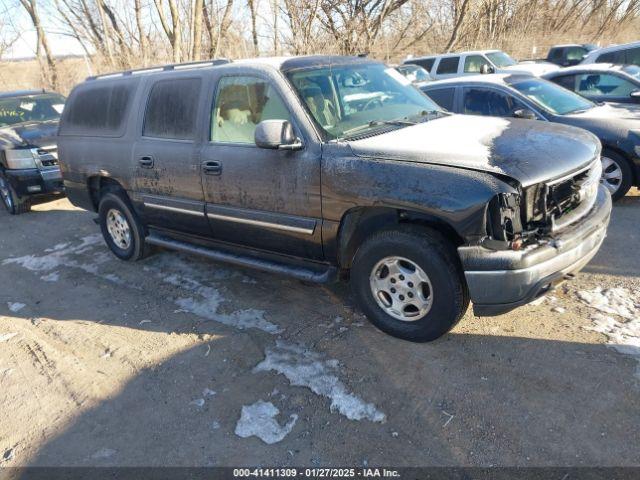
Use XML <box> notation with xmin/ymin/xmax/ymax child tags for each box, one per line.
<box><xmin>623</xmin><ymin>65</ymin><xmax>640</xmax><ymax>80</ymax></box>
<box><xmin>287</xmin><ymin>63</ymin><xmax>442</xmax><ymax>140</ymax></box>
<box><xmin>0</xmin><ymin>93</ymin><xmax>65</xmax><ymax>127</ymax></box>
<box><xmin>510</xmin><ymin>78</ymin><xmax>595</xmax><ymax>115</ymax></box>
<box><xmin>486</xmin><ymin>52</ymin><xmax>518</xmax><ymax>68</ymax></box>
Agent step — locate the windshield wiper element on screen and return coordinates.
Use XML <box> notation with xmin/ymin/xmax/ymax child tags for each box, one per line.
<box><xmin>342</xmin><ymin>119</ymin><xmax>416</xmax><ymax>137</ymax></box>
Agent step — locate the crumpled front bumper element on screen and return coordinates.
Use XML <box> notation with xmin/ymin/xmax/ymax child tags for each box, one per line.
<box><xmin>458</xmin><ymin>185</ymin><xmax>612</xmax><ymax>316</ymax></box>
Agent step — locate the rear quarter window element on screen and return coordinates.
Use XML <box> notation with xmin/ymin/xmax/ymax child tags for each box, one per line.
<box><xmin>436</xmin><ymin>57</ymin><xmax>460</xmax><ymax>75</ymax></box>
<box><xmin>143</xmin><ymin>78</ymin><xmax>202</xmax><ymax>140</ymax></box>
<box><xmin>59</xmin><ymin>80</ymin><xmax>138</xmax><ymax>136</ymax></box>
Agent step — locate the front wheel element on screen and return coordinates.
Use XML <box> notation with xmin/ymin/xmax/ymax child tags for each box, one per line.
<box><xmin>0</xmin><ymin>172</ymin><xmax>31</xmax><ymax>215</ymax></box>
<box><xmin>351</xmin><ymin>228</ymin><xmax>469</xmax><ymax>342</ymax></box>
<box><xmin>601</xmin><ymin>150</ymin><xmax>632</xmax><ymax>201</ymax></box>
<box><xmin>98</xmin><ymin>191</ymin><xmax>147</xmax><ymax>261</ymax></box>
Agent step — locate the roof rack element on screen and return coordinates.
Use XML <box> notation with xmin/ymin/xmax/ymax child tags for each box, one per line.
<box><xmin>86</xmin><ymin>58</ymin><xmax>231</xmax><ymax>81</ymax></box>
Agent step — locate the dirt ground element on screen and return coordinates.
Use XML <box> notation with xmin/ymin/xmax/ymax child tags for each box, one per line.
<box><xmin>0</xmin><ymin>193</ymin><xmax>639</xmax><ymax>468</ymax></box>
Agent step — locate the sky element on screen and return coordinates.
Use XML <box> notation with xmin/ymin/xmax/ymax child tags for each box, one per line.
<box><xmin>1</xmin><ymin>0</ymin><xmax>94</xmax><ymax>59</ymax></box>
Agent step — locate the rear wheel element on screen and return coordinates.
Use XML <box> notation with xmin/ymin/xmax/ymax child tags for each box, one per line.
<box><xmin>0</xmin><ymin>172</ymin><xmax>31</xmax><ymax>215</ymax></box>
<box><xmin>600</xmin><ymin>150</ymin><xmax>632</xmax><ymax>201</ymax></box>
<box><xmin>98</xmin><ymin>191</ymin><xmax>147</xmax><ymax>261</ymax></box>
<box><xmin>351</xmin><ymin>227</ymin><xmax>469</xmax><ymax>342</ymax></box>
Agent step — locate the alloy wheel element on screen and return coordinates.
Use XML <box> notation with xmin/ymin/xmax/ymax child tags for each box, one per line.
<box><xmin>600</xmin><ymin>156</ymin><xmax>623</xmax><ymax>196</ymax></box>
<box><xmin>106</xmin><ymin>208</ymin><xmax>132</xmax><ymax>250</ymax></box>
<box><xmin>369</xmin><ymin>256</ymin><xmax>433</xmax><ymax>322</ymax></box>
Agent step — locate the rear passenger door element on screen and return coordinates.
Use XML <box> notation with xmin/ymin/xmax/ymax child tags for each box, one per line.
<box><xmin>200</xmin><ymin>72</ymin><xmax>323</xmax><ymax>259</ymax></box>
<box><xmin>433</xmin><ymin>56</ymin><xmax>460</xmax><ymax>80</ymax></box>
<box><xmin>132</xmin><ymin>76</ymin><xmax>211</xmax><ymax>236</ymax></box>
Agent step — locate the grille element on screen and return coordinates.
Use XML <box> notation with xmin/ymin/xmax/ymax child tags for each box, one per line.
<box><xmin>523</xmin><ymin>160</ymin><xmax>601</xmax><ymax>233</ymax></box>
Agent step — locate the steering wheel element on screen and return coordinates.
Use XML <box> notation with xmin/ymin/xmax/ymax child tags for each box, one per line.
<box><xmin>363</xmin><ymin>97</ymin><xmax>384</xmax><ymax>110</ymax></box>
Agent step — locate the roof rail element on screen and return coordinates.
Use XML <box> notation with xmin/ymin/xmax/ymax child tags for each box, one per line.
<box><xmin>86</xmin><ymin>58</ymin><xmax>231</xmax><ymax>81</ymax></box>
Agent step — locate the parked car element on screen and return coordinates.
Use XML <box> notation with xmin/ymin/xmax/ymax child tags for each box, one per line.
<box><xmin>421</xmin><ymin>74</ymin><xmax>640</xmax><ymax>200</ymax></box>
<box><xmin>0</xmin><ymin>90</ymin><xmax>66</xmax><ymax>214</ymax></box>
<box><xmin>59</xmin><ymin>56</ymin><xmax>611</xmax><ymax>342</ymax></box>
<box><xmin>543</xmin><ymin>63</ymin><xmax>640</xmax><ymax>105</ymax></box>
<box><xmin>581</xmin><ymin>41</ymin><xmax>640</xmax><ymax>67</ymax></box>
<box><xmin>403</xmin><ymin>50</ymin><xmax>558</xmax><ymax>81</ymax></box>
<box><xmin>544</xmin><ymin>44</ymin><xmax>598</xmax><ymax>67</ymax></box>
<box><xmin>395</xmin><ymin>64</ymin><xmax>432</xmax><ymax>86</ymax></box>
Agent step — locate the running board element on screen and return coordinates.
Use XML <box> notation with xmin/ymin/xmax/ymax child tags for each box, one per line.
<box><xmin>146</xmin><ymin>232</ymin><xmax>337</xmax><ymax>283</ymax></box>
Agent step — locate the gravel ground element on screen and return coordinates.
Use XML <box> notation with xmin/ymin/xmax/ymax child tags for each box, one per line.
<box><xmin>0</xmin><ymin>194</ymin><xmax>639</xmax><ymax>467</ymax></box>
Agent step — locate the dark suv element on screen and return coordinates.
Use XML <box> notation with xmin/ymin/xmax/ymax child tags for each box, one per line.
<box><xmin>59</xmin><ymin>56</ymin><xmax>612</xmax><ymax>342</ymax></box>
<box><xmin>0</xmin><ymin>90</ymin><xmax>66</xmax><ymax>214</ymax></box>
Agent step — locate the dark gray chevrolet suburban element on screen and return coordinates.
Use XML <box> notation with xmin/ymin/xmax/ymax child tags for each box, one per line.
<box><xmin>58</xmin><ymin>56</ymin><xmax>612</xmax><ymax>342</ymax></box>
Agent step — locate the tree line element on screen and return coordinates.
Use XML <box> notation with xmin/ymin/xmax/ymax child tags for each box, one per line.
<box><xmin>2</xmin><ymin>0</ymin><xmax>639</xmax><ymax>91</ymax></box>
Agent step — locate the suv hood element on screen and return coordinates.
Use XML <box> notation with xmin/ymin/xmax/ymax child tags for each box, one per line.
<box><xmin>503</xmin><ymin>62</ymin><xmax>559</xmax><ymax>76</ymax></box>
<box><xmin>348</xmin><ymin>115</ymin><xmax>599</xmax><ymax>187</ymax></box>
<box><xmin>0</xmin><ymin>120</ymin><xmax>59</xmax><ymax>150</ymax></box>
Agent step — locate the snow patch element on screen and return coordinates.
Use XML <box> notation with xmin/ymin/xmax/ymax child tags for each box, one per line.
<box><xmin>7</xmin><ymin>302</ymin><xmax>25</xmax><ymax>313</ymax></box>
<box><xmin>577</xmin><ymin>287</ymin><xmax>638</xmax><ymax>320</ymax></box>
<box><xmin>235</xmin><ymin>400</ymin><xmax>297</xmax><ymax>444</ymax></box>
<box><xmin>578</xmin><ymin>287</ymin><xmax>640</xmax><ymax>377</ymax></box>
<box><xmin>91</xmin><ymin>448</ymin><xmax>116</xmax><ymax>460</ymax></box>
<box><xmin>0</xmin><ymin>333</ymin><xmax>18</xmax><ymax>343</ymax></box>
<box><xmin>40</xmin><ymin>272</ymin><xmax>60</xmax><ymax>282</ymax></box>
<box><xmin>2</xmin><ymin>234</ymin><xmax>102</xmax><ymax>272</ymax></box>
<box><xmin>163</xmin><ymin>272</ymin><xmax>279</xmax><ymax>334</ymax></box>
<box><xmin>254</xmin><ymin>341</ymin><xmax>385</xmax><ymax>423</ymax></box>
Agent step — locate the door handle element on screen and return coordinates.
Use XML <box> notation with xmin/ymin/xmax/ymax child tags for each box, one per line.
<box><xmin>139</xmin><ymin>156</ymin><xmax>154</xmax><ymax>168</ymax></box>
<box><xmin>202</xmin><ymin>160</ymin><xmax>222</xmax><ymax>176</ymax></box>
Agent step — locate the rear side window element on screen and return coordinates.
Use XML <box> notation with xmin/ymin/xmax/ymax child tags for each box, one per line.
<box><xmin>436</xmin><ymin>57</ymin><xmax>460</xmax><ymax>75</ymax></box>
<box><xmin>408</xmin><ymin>59</ymin><xmax>435</xmax><ymax>72</ymax></box>
<box><xmin>60</xmin><ymin>82</ymin><xmax>135</xmax><ymax>136</ymax></box>
<box><xmin>597</xmin><ymin>51</ymin><xmax>624</xmax><ymax>64</ymax></box>
<box><xmin>626</xmin><ymin>47</ymin><xmax>640</xmax><ymax>66</ymax></box>
<box><xmin>425</xmin><ymin>88</ymin><xmax>455</xmax><ymax>111</ymax></box>
<box><xmin>143</xmin><ymin>78</ymin><xmax>202</xmax><ymax>140</ymax></box>
<box><xmin>551</xmin><ymin>74</ymin><xmax>577</xmax><ymax>90</ymax></box>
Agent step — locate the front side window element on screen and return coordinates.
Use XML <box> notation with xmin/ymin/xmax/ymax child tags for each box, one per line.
<box><xmin>143</xmin><ymin>78</ymin><xmax>201</xmax><ymax>140</ymax></box>
<box><xmin>464</xmin><ymin>55</ymin><xmax>490</xmax><ymax>73</ymax></box>
<box><xmin>463</xmin><ymin>88</ymin><xmax>523</xmax><ymax>117</ymax></box>
<box><xmin>0</xmin><ymin>93</ymin><xmax>65</xmax><ymax>127</ymax></box>
<box><xmin>436</xmin><ymin>57</ymin><xmax>460</xmax><ymax>75</ymax></box>
<box><xmin>510</xmin><ymin>78</ymin><xmax>594</xmax><ymax>115</ymax></box>
<box><xmin>566</xmin><ymin>47</ymin><xmax>588</xmax><ymax>63</ymax></box>
<box><xmin>622</xmin><ymin>65</ymin><xmax>640</xmax><ymax>80</ymax></box>
<box><xmin>211</xmin><ymin>76</ymin><xmax>291</xmax><ymax>144</ymax></box>
<box><xmin>486</xmin><ymin>52</ymin><xmax>517</xmax><ymax>68</ymax></box>
<box><xmin>575</xmin><ymin>73</ymin><xmax>636</xmax><ymax>97</ymax></box>
<box><xmin>287</xmin><ymin>63</ymin><xmax>442</xmax><ymax>140</ymax></box>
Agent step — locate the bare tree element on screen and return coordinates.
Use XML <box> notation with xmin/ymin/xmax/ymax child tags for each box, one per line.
<box><xmin>154</xmin><ymin>0</ymin><xmax>182</xmax><ymax>62</ymax></box>
<box><xmin>19</xmin><ymin>0</ymin><xmax>59</xmax><ymax>89</ymax></box>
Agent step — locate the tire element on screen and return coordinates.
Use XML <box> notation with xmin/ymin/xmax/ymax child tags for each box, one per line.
<box><xmin>351</xmin><ymin>227</ymin><xmax>469</xmax><ymax>342</ymax></box>
<box><xmin>98</xmin><ymin>190</ymin><xmax>147</xmax><ymax>261</ymax></box>
<box><xmin>0</xmin><ymin>172</ymin><xmax>31</xmax><ymax>215</ymax></box>
<box><xmin>601</xmin><ymin>149</ymin><xmax>632</xmax><ymax>201</ymax></box>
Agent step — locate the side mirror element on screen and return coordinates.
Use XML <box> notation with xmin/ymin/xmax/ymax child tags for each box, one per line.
<box><xmin>480</xmin><ymin>64</ymin><xmax>495</xmax><ymax>75</ymax></box>
<box><xmin>254</xmin><ymin>120</ymin><xmax>303</xmax><ymax>151</ymax></box>
<box><xmin>513</xmin><ymin>108</ymin><xmax>537</xmax><ymax>120</ymax></box>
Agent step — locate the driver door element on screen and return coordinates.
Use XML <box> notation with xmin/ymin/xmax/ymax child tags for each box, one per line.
<box><xmin>200</xmin><ymin>73</ymin><xmax>323</xmax><ymax>259</ymax></box>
